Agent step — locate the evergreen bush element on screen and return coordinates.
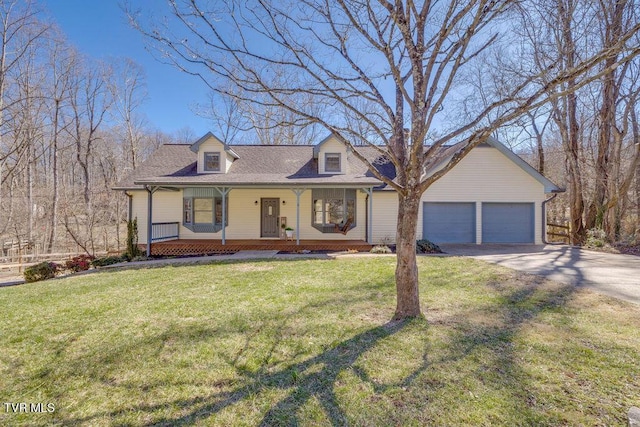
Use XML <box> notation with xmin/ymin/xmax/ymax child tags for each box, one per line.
<box><xmin>24</xmin><ymin>262</ymin><xmax>62</xmax><ymax>283</ymax></box>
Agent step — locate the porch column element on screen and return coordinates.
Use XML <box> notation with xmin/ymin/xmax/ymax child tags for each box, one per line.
<box><xmin>362</xmin><ymin>187</ymin><xmax>374</xmax><ymax>244</ymax></box>
<box><xmin>215</xmin><ymin>187</ymin><xmax>232</xmax><ymax>245</ymax></box>
<box><xmin>145</xmin><ymin>186</ymin><xmax>158</xmax><ymax>257</ymax></box>
<box><xmin>291</xmin><ymin>188</ymin><xmax>306</xmax><ymax>246</ymax></box>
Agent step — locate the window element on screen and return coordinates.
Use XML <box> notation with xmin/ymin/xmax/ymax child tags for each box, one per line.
<box><xmin>183</xmin><ymin>196</ymin><xmax>228</xmax><ymax>232</ymax></box>
<box><xmin>194</xmin><ymin>198</ymin><xmax>213</xmax><ymax>223</ymax></box>
<box><xmin>183</xmin><ymin>199</ymin><xmax>192</xmax><ymax>224</ymax></box>
<box><xmin>312</xmin><ymin>189</ymin><xmax>356</xmax><ymax>232</ymax></box>
<box><xmin>204</xmin><ymin>152</ymin><xmax>221</xmax><ymax>172</ymax></box>
<box><xmin>324</xmin><ymin>153</ymin><xmax>341</xmax><ymax>173</ymax></box>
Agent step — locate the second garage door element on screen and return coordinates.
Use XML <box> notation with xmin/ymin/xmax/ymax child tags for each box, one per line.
<box><xmin>482</xmin><ymin>203</ymin><xmax>534</xmax><ymax>243</ymax></box>
<box><xmin>423</xmin><ymin>202</ymin><xmax>476</xmax><ymax>243</ymax></box>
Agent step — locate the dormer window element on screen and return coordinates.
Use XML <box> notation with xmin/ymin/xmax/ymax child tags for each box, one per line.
<box><xmin>204</xmin><ymin>152</ymin><xmax>221</xmax><ymax>172</ymax></box>
<box><xmin>325</xmin><ymin>153</ymin><xmax>341</xmax><ymax>173</ymax></box>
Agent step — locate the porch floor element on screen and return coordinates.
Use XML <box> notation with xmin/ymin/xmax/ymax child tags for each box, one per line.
<box><xmin>145</xmin><ymin>239</ymin><xmax>373</xmax><ymax>256</ymax></box>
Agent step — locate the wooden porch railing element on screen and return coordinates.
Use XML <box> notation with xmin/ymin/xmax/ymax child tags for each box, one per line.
<box><xmin>151</xmin><ymin>222</ymin><xmax>179</xmax><ymax>242</ymax></box>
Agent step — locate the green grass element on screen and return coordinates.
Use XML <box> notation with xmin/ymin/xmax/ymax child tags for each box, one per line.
<box><xmin>0</xmin><ymin>256</ymin><xmax>639</xmax><ymax>426</ymax></box>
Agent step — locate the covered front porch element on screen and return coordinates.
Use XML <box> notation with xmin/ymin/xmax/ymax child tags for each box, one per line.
<box><xmin>142</xmin><ymin>238</ymin><xmax>373</xmax><ymax>256</ymax></box>
<box><xmin>139</xmin><ymin>185</ymin><xmax>376</xmax><ymax>257</ymax></box>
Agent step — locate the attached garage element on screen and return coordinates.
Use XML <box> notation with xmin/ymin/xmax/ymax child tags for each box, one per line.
<box><xmin>423</xmin><ymin>202</ymin><xmax>476</xmax><ymax>243</ymax></box>
<box><xmin>482</xmin><ymin>203</ymin><xmax>534</xmax><ymax>243</ymax></box>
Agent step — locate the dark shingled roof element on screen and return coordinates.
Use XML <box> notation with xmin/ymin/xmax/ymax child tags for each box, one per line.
<box><xmin>114</xmin><ymin>136</ymin><xmax>562</xmax><ymax>193</ymax></box>
<box><xmin>114</xmin><ymin>144</ymin><xmax>391</xmax><ymax>189</ymax></box>
<box><xmin>114</xmin><ymin>144</ymin><xmax>196</xmax><ymax>190</ymax></box>
<box><xmin>113</xmin><ymin>143</ymin><xmax>468</xmax><ymax>190</ymax></box>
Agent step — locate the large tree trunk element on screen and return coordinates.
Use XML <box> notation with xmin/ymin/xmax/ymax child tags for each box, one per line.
<box><xmin>394</xmin><ymin>190</ymin><xmax>422</xmax><ymax>319</ymax></box>
<box><xmin>558</xmin><ymin>89</ymin><xmax>585</xmax><ymax>245</ymax></box>
<box><xmin>27</xmin><ymin>142</ymin><xmax>33</xmax><ymax>244</ymax></box>
<box><xmin>585</xmin><ymin>0</ymin><xmax>625</xmax><ymax>236</ymax></box>
<box><xmin>47</xmin><ymin>99</ymin><xmax>60</xmax><ymax>253</ymax></box>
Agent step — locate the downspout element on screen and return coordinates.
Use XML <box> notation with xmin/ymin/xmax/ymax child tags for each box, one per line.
<box><xmin>541</xmin><ymin>192</ymin><xmax>559</xmax><ymax>245</ymax></box>
<box><xmin>124</xmin><ymin>191</ymin><xmax>133</xmax><ymax>222</ymax></box>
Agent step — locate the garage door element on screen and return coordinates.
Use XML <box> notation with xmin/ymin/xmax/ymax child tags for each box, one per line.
<box><xmin>423</xmin><ymin>202</ymin><xmax>476</xmax><ymax>243</ymax></box>
<box><xmin>482</xmin><ymin>203</ymin><xmax>534</xmax><ymax>243</ymax></box>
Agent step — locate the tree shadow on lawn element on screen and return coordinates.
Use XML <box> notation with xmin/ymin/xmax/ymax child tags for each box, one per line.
<box><xmin>57</xmin><ymin>272</ymin><xmax>399</xmax><ymax>426</ymax></box>
<box><xmin>423</xmin><ymin>275</ymin><xmax>578</xmax><ymax>422</ymax></box>
<box><xmin>62</xmin><ymin>320</ymin><xmax>409</xmax><ymax>426</ymax></box>
<box><xmin>62</xmin><ymin>272</ymin><xmax>578</xmax><ymax>425</ymax></box>
<box><xmin>170</xmin><ymin>277</ymin><xmax>576</xmax><ymax>425</ymax></box>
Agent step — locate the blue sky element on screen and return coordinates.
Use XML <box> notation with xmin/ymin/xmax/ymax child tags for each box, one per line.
<box><xmin>41</xmin><ymin>0</ymin><xmax>212</xmax><ymax>137</ymax></box>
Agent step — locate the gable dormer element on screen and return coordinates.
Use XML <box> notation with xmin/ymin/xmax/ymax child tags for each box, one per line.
<box><xmin>313</xmin><ymin>134</ymin><xmax>348</xmax><ymax>175</ymax></box>
<box><xmin>190</xmin><ymin>132</ymin><xmax>239</xmax><ymax>174</ymax></box>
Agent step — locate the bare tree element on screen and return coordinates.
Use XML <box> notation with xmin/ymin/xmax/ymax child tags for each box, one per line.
<box><xmin>198</xmin><ymin>86</ymin><xmax>322</xmax><ymax>145</ymax></box>
<box><xmin>6</xmin><ymin>12</ymin><xmax>48</xmax><ymax>246</ymax></box>
<box><xmin>130</xmin><ymin>0</ymin><xmax>640</xmax><ymax>318</ymax></box>
<box><xmin>518</xmin><ymin>0</ymin><xmax>640</xmax><ymax>243</ymax></box>
<box><xmin>517</xmin><ymin>0</ymin><xmax>593</xmax><ymax>243</ymax></box>
<box><xmin>0</xmin><ymin>0</ymin><xmax>47</xmax><ymax>236</ymax></box>
<box><xmin>524</xmin><ymin>110</ymin><xmax>552</xmax><ymax>175</ymax></box>
<box><xmin>585</xmin><ymin>0</ymin><xmax>640</xmax><ymax>237</ymax></box>
<box><xmin>110</xmin><ymin>57</ymin><xmax>148</xmax><ymax>170</ymax></box>
<box><xmin>44</xmin><ymin>30</ymin><xmax>75</xmax><ymax>253</ymax></box>
<box><xmin>196</xmin><ymin>88</ymin><xmax>248</xmax><ymax>144</ymax></box>
<box><xmin>63</xmin><ymin>56</ymin><xmax>113</xmax><ymax>255</ymax></box>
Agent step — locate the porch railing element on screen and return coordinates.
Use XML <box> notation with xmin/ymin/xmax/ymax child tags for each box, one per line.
<box><xmin>151</xmin><ymin>222</ymin><xmax>179</xmax><ymax>242</ymax></box>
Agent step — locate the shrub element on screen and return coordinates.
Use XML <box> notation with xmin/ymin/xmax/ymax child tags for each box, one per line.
<box><xmin>126</xmin><ymin>218</ymin><xmax>143</xmax><ymax>260</ymax></box>
<box><xmin>370</xmin><ymin>244</ymin><xmax>392</xmax><ymax>254</ymax></box>
<box><xmin>416</xmin><ymin>239</ymin><xmax>443</xmax><ymax>254</ymax></box>
<box><xmin>91</xmin><ymin>256</ymin><xmax>125</xmax><ymax>268</ymax></box>
<box><xmin>24</xmin><ymin>262</ymin><xmax>62</xmax><ymax>283</ymax></box>
<box><xmin>586</xmin><ymin>228</ymin><xmax>607</xmax><ymax>248</ymax></box>
<box><xmin>65</xmin><ymin>254</ymin><xmax>95</xmax><ymax>272</ymax></box>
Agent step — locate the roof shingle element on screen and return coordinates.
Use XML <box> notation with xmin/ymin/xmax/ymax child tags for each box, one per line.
<box><xmin>114</xmin><ymin>144</ymin><xmax>389</xmax><ymax>189</ymax></box>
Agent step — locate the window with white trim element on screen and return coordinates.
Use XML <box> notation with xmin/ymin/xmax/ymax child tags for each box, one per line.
<box><xmin>324</xmin><ymin>153</ymin><xmax>341</xmax><ymax>173</ymax></box>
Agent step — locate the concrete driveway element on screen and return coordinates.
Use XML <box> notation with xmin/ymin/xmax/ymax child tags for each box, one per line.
<box><xmin>440</xmin><ymin>244</ymin><xmax>640</xmax><ymax>305</ymax></box>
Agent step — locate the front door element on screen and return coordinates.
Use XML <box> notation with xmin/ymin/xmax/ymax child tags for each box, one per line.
<box><xmin>261</xmin><ymin>198</ymin><xmax>280</xmax><ymax>237</ymax></box>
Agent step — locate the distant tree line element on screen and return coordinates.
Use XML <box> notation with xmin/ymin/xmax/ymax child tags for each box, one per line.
<box><xmin>500</xmin><ymin>0</ymin><xmax>640</xmax><ymax>244</ymax></box>
<box><xmin>0</xmin><ymin>0</ymin><xmax>189</xmax><ymax>256</ymax></box>
<box><xmin>3</xmin><ymin>0</ymin><xmax>640</xmax><ymax>275</ymax></box>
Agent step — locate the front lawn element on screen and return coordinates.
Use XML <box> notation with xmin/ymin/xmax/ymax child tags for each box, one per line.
<box><xmin>0</xmin><ymin>257</ymin><xmax>638</xmax><ymax>426</ymax></box>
